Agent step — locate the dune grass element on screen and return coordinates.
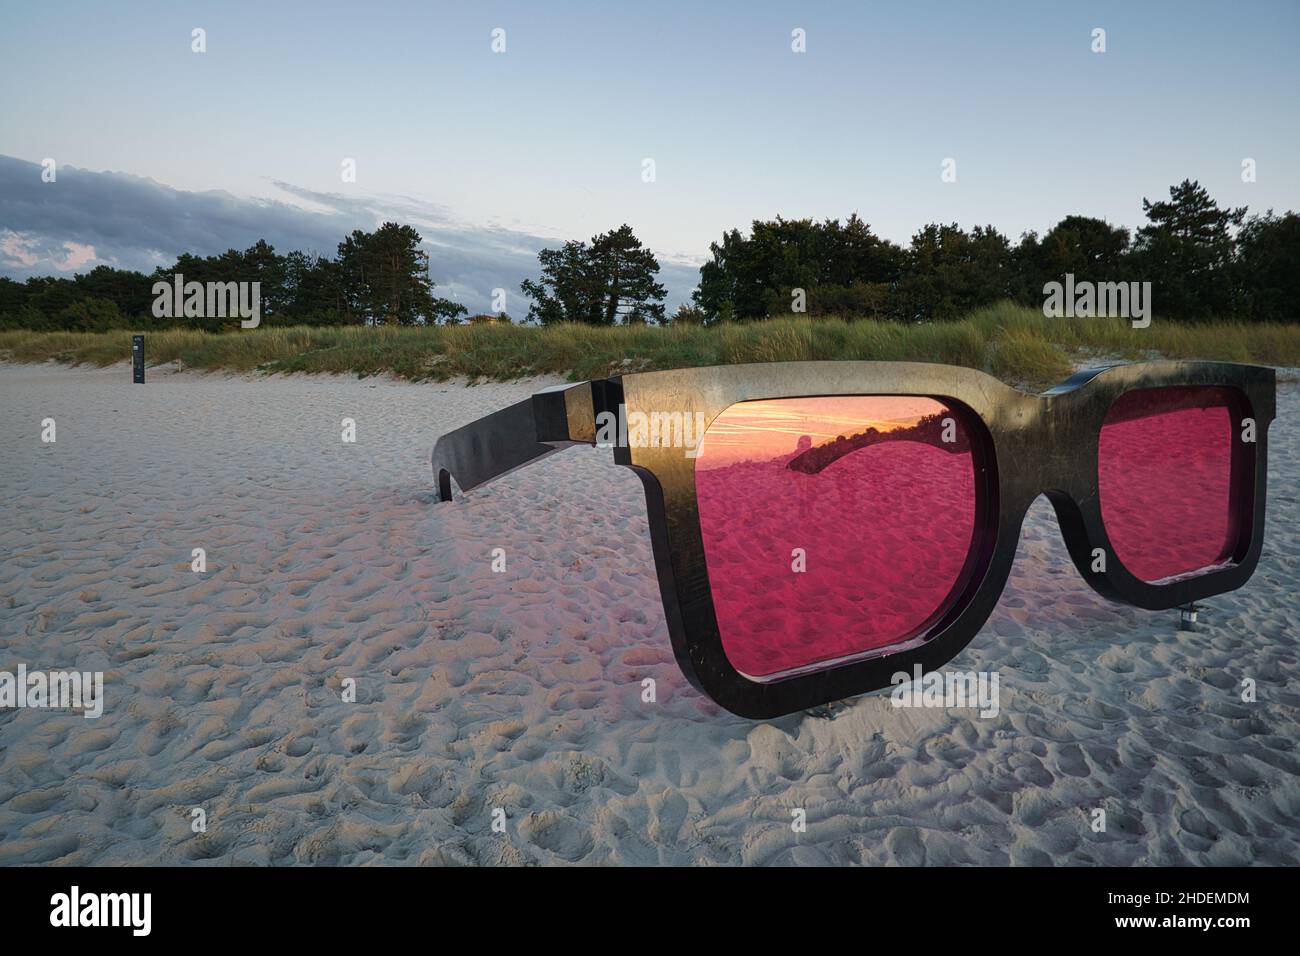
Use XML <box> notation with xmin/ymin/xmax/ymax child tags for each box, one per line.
<box><xmin>2</xmin><ymin>303</ymin><xmax>1298</xmax><ymax>390</ymax></box>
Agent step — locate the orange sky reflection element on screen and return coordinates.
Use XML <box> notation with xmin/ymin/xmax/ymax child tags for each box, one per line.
<box><xmin>695</xmin><ymin>395</ymin><xmax>949</xmax><ymax>468</ymax></box>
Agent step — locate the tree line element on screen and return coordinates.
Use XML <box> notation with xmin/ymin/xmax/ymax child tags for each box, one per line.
<box><xmin>1</xmin><ymin>179</ymin><xmax>1296</xmax><ymax>332</ymax></box>
<box><xmin>0</xmin><ymin>222</ymin><xmax>467</xmax><ymax>332</ymax></box>
<box><xmin>685</xmin><ymin>180</ymin><xmax>1298</xmax><ymax>323</ymax></box>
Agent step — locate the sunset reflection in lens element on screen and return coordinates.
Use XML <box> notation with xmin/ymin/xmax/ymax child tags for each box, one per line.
<box><xmin>695</xmin><ymin>396</ymin><xmax>979</xmax><ymax>679</ymax></box>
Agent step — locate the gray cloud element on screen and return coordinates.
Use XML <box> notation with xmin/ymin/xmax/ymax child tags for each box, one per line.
<box><xmin>0</xmin><ymin>154</ymin><xmax>700</xmax><ymax>314</ymax></box>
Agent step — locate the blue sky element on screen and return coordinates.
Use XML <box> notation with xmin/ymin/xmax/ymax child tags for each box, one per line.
<box><xmin>1</xmin><ymin>0</ymin><xmax>1297</xmax><ymax>310</ymax></box>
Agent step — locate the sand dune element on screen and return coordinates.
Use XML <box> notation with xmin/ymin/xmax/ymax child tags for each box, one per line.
<box><xmin>1</xmin><ymin>361</ymin><xmax>1297</xmax><ymax>865</ymax></box>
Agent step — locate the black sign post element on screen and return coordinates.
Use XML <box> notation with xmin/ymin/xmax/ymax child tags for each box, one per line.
<box><xmin>132</xmin><ymin>334</ymin><xmax>145</xmax><ymax>384</ymax></box>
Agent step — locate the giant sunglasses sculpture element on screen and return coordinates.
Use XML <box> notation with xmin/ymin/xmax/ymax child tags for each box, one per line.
<box><xmin>432</xmin><ymin>361</ymin><xmax>1275</xmax><ymax>719</ymax></box>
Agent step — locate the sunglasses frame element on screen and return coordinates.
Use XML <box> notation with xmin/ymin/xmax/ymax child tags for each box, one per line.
<box><xmin>433</xmin><ymin>360</ymin><xmax>1275</xmax><ymax>719</ymax></box>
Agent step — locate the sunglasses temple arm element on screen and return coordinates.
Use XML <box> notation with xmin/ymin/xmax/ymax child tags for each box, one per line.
<box><xmin>431</xmin><ymin>381</ymin><xmax>602</xmax><ymax>501</ymax></box>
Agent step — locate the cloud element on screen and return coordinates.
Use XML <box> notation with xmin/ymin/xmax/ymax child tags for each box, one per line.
<box><xmin>0</xmin><ymin>232</ymin><xmax>42</xmax><ymax>268</ymax></box>
<box><xmin>0</xmin><ymin>230</ymin><xmax>100</xmax><ymax>272</ymax></box>
<box><xmin>0</xmin><ymin>155</ymin><xmax>700</xmax><ymax>313</ymax></box>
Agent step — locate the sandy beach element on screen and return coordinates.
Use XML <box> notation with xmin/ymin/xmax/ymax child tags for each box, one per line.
<box><xmin>1</xmin><ymin>361</ymin><xmax>1298</xmax><ymax>866</ymax></box>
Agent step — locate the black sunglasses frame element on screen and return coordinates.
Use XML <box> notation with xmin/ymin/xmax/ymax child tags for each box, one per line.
<box><xmin>432</xmin><ymin>360</ymin><xmax>1275</xmax><ymax>719</ymax></box>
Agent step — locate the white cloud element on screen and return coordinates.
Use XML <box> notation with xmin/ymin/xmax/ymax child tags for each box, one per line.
<box><xmin>0</xmin><ymin>230</ymin><xmax>100</xmax><ymax>271</ymax></box>
<box><xmin>0</xmin><ymin>155</ymin><xmax>700</xmax><ymax>312</ymax></box>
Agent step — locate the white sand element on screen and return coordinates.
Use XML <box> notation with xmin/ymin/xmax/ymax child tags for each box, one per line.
<box><xmin>1</xmin><ymin>361</ymin><xmax>1297</xmax><ymax>866</ymax></box>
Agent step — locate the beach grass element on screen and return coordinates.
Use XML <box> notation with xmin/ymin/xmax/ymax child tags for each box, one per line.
<box><xmin>2</xmin><ymin>302</ymin><xmax>1298</xmax><ymax>389</ymax></box>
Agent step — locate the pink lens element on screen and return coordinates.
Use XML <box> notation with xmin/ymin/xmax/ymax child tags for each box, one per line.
<box><xmin>1099</xmin><ymin>386</ymin><xmax>1240</xmax><ymax>583</ymax></box>
<box><xmin>694</xmin><ymin>396</ymin><xmax>980</xmax><ymax>679</ymax></box>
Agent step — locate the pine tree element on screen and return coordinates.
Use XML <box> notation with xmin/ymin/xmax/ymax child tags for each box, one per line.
<box><xmin>522</xmin><ymin>225</ymin><xmax>666</xmax><ymax>324</ymax></box>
